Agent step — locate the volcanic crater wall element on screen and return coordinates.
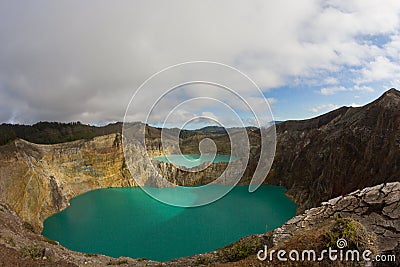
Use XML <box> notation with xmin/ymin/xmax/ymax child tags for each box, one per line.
<box><xmin>1</xmin><ymin>89</ymin><xmax>400</xmax><ymax>233</ymax></box>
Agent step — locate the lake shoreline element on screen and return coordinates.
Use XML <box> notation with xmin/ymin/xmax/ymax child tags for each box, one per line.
<box><xmin>42</xmin><ymin>184</ymin><xmax>296</xmax><ymax>261</ymax></box>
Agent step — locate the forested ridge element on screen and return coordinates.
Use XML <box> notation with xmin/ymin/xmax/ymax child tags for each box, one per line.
<box><xmin>0</xmin><ymin>121</ymin><xmax>122</xmax><ymax>145</ymax></box>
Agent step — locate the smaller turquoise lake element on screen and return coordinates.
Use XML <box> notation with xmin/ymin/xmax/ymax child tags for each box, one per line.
<box><xmin>42</xmin><ymin>185</ymin><xmax>296</xmax><ymax>261</ymax></box>
<box><xmin>153</xmin><ymin>154</ymin><xmax>234</xmax><ymax>168</ymax></box>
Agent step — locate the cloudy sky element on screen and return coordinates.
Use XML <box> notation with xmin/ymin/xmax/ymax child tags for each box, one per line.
<box><xmin>1</xmin><ymin>0</ymin><xmax>400</xmax><ymax>126</ymax></box>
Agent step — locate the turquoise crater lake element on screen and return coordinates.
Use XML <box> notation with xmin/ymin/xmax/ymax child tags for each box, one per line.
<box><xmin>42</xmin><ymin>185</ymin><xmax>296</xmax><ymax>261</ymax></box>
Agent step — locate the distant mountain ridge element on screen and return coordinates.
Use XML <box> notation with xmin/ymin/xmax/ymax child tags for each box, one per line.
<box><xmin>195</xmin><ymin>126</ymin><xmax>260</xmax><ymax>135</ymax></box>
<box><xmin>0</xmin><ymin>121</ymin><xmax>283</xmax><ymax>146</ymax></box>
<box><xmin>0</xmin><ymin>121</ymin><xmax>123</xmax><ymax>145</ymax></box>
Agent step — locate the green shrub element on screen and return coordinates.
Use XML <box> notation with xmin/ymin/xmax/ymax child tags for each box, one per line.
<box><xmin>219</xmin><ymin>242</ymin><xmax>254</xmax><ymax>262</ymax></box>
<box><xmin>6</xmin><ymin>237</ymin><xmax>16</xmax><ymax>247</ymax></box>
<box><xmin>22</xmin><ymin>221</ymin><xmax>35</xmax><ymax>233</ymax></box>
<box><xmin>194</xmin><ymin>256</ymin><xmax>212</xmax><ymax>266</ymax></box>
<box><xmin>324</xmin><ymin>217</ymin><xmax>372</xmax><ymax>251</ymax></box>
<box><xmin>20</xmin><ymin>245</ymin><xmax>44</xmax><ymax>259</ymax></box>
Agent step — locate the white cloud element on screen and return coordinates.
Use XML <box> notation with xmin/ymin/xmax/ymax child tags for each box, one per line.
<box><xmin>319</xmin><ymin>85</ymin><xmax>375</xmax><ymax>95</ymax></box>
<box><xmin>348</xmin><ymin>103</ymin><xmax>362</xmax><ymax>107</ymax></box>
<box><xmin>357</xmin><ymin>56</ymin><xmax>400</xmax><ymax>84</ymax></box>
<box><xmin>353</xmin><ymin>85</ymin><xmax>374</xmax><ymax>92</ymax></box>
<box><xmin>309</xmin><ymin>103</ymin><xmax>339</xmax><ymax>113</ymax></box>
<box><xmin>319</xmin><ymin>86</ymin><xmax>347</xmax><ymax>95</ymax></box>
<box><xmin>0</xmin><ymin>0</ymin><xmax>400</xmax><ymax>124</ymax></box>
<box><xmin>266</xmin><ymin>97</ymin><xmax>277</xmax><ymax>105</ymax></box>
<box><xmin>324</xmin><ymin>77</ymin><xmax>339</xmax><ymax>85</ymax></box>
<box><xmin>386</xmin><ymin>34</ymin><xmax>400</xmax><ymax>59</ymax></box>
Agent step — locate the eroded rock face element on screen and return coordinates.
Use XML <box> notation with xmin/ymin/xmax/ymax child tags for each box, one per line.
<box><xmin>0</xmin><ymin>134</ymin><xmax>134</xmax><ymax>231</ymax></box>
<box><xmin>266</xmin><ymin>88</ymin><xmax>400</xmax><ymax>212</ymax></box>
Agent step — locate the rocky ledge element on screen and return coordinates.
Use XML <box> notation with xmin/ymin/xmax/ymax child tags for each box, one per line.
<box><xmin>273</xmin><ymin>182</ymin><xmax>399</xmax><ymax>255</ymax></box>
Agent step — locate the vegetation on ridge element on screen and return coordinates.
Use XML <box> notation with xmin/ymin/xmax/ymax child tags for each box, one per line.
<box><xmin>0</xmin><ymin>121</ymin><xmax>122</xmax><ymax>145</ymax></box>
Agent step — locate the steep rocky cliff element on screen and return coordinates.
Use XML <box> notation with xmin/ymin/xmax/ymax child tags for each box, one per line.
<box><xmin>0</xmin><ymin>134</ymin><xmax>134</xmax><ymax>231</ymax></box>
<box><xmin>265</xmin><ymin>88</ymin><xmax>400</xmax><ymax>212</ymax></box>
<box><xmin>153</xmin><ymin>88</ymin><xmax>400</xmax><ymax>214</ymax></box>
